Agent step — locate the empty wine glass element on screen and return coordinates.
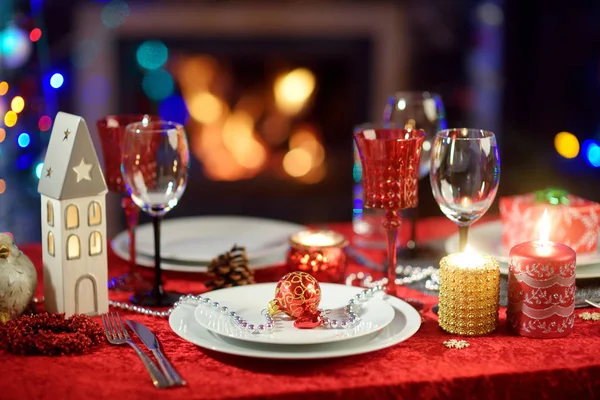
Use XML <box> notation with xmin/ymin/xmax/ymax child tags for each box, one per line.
<box><xmin>354</xmin><ymin>128</ymin><xmax>425</xmax><ymax>296</ymax></box>
<box><xmin>384</xmin><ymin>92</ymin><xmax>446</xmax><ymax>257</ymax></box>
<box><xmin>430</xmin><ymin>128</ymin><xmax>500</xmax><ymax>252</ymax></box>
<box><xmin>121</xmin><ymin>121</ymin><xmax>190</xmax><ymax>306</ymax></box>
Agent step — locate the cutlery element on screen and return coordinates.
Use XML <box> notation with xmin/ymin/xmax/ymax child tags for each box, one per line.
<box><xmin>584</xmin><ymin>299</ymin><xmax>600</xmax><ymax>309</ymax></box>
<box><xmin>126</xmin><ymin>319</ymin><xmax>186</xmax><ymax>387</ymax></box>
<box><xmin>101</xmin><ymin>313</ymin><xmax>170</xmax><ymax>389</ymax></box>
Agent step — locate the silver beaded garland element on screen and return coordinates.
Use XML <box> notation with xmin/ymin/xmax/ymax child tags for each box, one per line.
<box><xmin>345</xmin><ymin>265</ymin><xmax>437</xmax><ymax>288</ymax></box>
<box><xmin>107</xmin><ymin>285</ymin><xmax>385</xmax><ymax>333</ymax></box>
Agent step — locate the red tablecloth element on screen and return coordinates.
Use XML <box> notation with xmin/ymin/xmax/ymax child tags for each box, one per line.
<box><xmin>3</xmin><ymin>218</ymin><xmax>600</xmax><ymax>399</ymax></box>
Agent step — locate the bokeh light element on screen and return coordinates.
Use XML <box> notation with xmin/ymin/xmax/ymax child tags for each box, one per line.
<box><xmin>71</xmin><ymin>39</ymin><xmax>99</xmax><ymax>68</ymax></box>
<box><xmin>10</xmin><ymin>96</ymin><xmax>24</xmax><ymax>113</ymax></box>
<box><xmin>0</xmin><ymin>128</ymin><xmax>5</xmax><ymax>143</ymax></box>
<box><xmin>101</xmin><ymin>0</ymin><xmax>130</xmax><ymax>28</ymax></box>
<box><xmin>0</xmin><ymin>81</ymin><xmax>8</xmax><ymax>96</ymax></box>
<box><xmin>136</xmin><ymin>40</ymin><xmax>168</xmax><ymax>70</ymax></box>
<box><xmin>35</xmin><ymin>162</ymin><xmax>44</xmax><ymax>179</ymax></box>
<box><xmin>477</xmin><ymin>2</ymin><xmax>504</xmax><ymax>26</ymax></box>
<box><xmin>0</xmin><ymin>25</ymin><xmax>32</xmax><ymax>69</ymax></box>
<box><xmin>17</xmin><ymin>132</ymin><xmax>30</xmax><ymax>148</ymax></box>
<box><xmin>554</xmin><ymin>131</ymin><xmax>579</xmax><ymax>159</ymax></box>
<box><xmin>4</xmin><ymin>110</ymin><xmax>17</xmax><ymax>127</ymax></box>
<box><xmin>50</xmin><ymin>73</ymin><xmax>64</xmax><ymax>89</ymax></box>
<box><xmin>0</xmin><ymin>179</ymin><xmax>6</xmax><ymax>194</ymax></box>
<box><xmin>142</xmin><ymin>69</ymin><xmax>174</xmax><ymax>101</ymax></box>
<box><xmin>83</xmin><ymin>75</ymin><xmax>110</xmax><ymax>106</ymax></box>
<box><xmin>16</xmin><ymin>154</ymin><xmax>33</xmax><ymax>170</ymax></box>
<box><xmin>159</xmin><ymin>95</ymin><xmax>190</xmax><ymax>124</ymax></box>
<box><xmin>584</xmin><ymin>140</ymin><xmax>600</xmax><ymax>167</ymax></box>
<box><xmin>274</xmin><ymin>68</ymin><xmax>316</xmax><ymax>116</ymax></box>
<box><xmin>283</xmin><ymin>148</ymin><xmax>313</xmax><ymax>177</ymax></box>
<box><xmin>29</xmin><ymin>28</ymin><xmax>42</xmax><ymax>42</ymax></box>
<box><xmin>188</xmin><ymin>92</ymin><xmax>223</xmax><ymax>124</ymax></box>
<box><xmin>38</xmin><ymin>115</ymin><xmax>52</xmax><ymax>131</ymax></box>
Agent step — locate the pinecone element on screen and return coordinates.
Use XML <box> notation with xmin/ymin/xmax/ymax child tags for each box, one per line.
<box><xmin>207</xmin><ymin>245</ymin><xmax>255</xmax><ymax>288</ymax></box>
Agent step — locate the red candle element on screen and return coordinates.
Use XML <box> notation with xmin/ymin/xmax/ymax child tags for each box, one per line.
<box><xmin>507</xmin><ymin>210</ymin><xmax>576</xmax><ymax>338</ymax></box>
<box><xmin>286</xmin><ymin>230</ymin><xmax>348</xmax><ymax>283</ymax></box>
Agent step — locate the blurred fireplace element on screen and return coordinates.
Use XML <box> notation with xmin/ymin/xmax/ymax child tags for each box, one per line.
<box><xmin>74</xmin><ymin>2</ymin><xmax>406</xmax><ymax>236</ymax></box>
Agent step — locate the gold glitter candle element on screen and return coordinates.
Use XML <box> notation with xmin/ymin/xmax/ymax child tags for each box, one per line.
<box><xmin>438</xmin><ymin>250</ymin><xmax>500</xmax><ymax>336</ymax></box>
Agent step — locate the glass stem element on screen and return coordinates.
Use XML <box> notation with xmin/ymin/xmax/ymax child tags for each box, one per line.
<box><xmin>386</xmin><ymin>227</ymin><xmax>398</xmax><ymax>296</ymax></box>
<box><xmin>410</xmin><ymin>207</ymin><xmax>418</xmax><ymax>248</ymax></box>
<box><xmin>459</xmin><ymin>225</ymin><xmax>469</xmax><ymax>252</ymax></box>
<box><xmin>122</xmin><ymin>196</ymin><xmax>140</xmax><ymax>275</ymax></box>
<box><xmin>152</xmin><ymin>215</ymin><xmax>163</xmax><ymax>301</ymax></box>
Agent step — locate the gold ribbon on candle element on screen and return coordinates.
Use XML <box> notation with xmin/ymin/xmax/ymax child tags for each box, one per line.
<box><xmin>438</xmin><ymin>253</ymin><xmax>500</xmax><ymax>336</ymax></box>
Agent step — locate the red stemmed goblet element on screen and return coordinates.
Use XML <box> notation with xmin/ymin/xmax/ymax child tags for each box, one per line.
<box><xmin>353</xmin><ymin>128</ymin><xmax>425</xmax><ymax>296</ymax></box>
<box><xmin>97</xmin><ymin>115</ymin><xmax>158</xmax><ymax>292</ymax></box>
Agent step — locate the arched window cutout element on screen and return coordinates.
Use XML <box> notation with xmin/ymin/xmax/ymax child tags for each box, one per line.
<box><xmin>89</xmin><ymin>231</ymin><xmax>102</xmax><ymax>256</ymax></box>
<box><xmin>47</xmin><ymin>201</ymin><xmax>54</xmax><ymax>227</ymax></box>
<box><xmin>48</xmin><ymin>231</ymin><xmax>55</xmax><ymax>256</ymax></box>
<box><xmin>88</xmin><ymin>202</ymin><xmax>102</xmax><ymax>226</ymax></box>
<box><xmin>66</xmin><ymin>205</ymin><xmax>79</xmax><ymax>230</ymax></box>
<box><xmin>67</xmin><ymin>235</ymin><xmax>80</xmax><ymax>260</ymax></box>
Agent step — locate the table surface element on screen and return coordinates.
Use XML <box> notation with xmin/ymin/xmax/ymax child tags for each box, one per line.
<box><xmin>3</xmin><ymin>217</ymin><xmax>600</xmax><ymax>400</ymax></box>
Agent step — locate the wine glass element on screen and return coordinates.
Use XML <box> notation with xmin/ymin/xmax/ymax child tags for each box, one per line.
<box><xmin>354</xmin><ymin>128</ymin><xmax>425</xmax><ymax>296</ymax></box>
<box><xmin>97</xmin><ymin>115</ymin><xmax>158</xmax><ymax>292</ymax></box>
<box><xmin>429</xmin><ymin>128</ymin><xmax>500</xmax><ymax>252</ymax></box>
<box><xmin>121</xmin><ymin>121</ymin><xmax>190</xmax><ymax>306</ymax></box>
<box><xmin>383</xmin><ymin>92</ymin><xmax>446</xmax><ymax>257</ymax></box>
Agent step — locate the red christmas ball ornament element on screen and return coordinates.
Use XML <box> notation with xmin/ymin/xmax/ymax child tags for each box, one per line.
<box><xmin>268</xmin><ymin>271</ymin><xmax>323</xmax><ymax>329</ymax></box>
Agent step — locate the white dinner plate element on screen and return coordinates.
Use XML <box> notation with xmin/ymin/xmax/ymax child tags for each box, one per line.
<box><xmin>445</xmin><ymin>221</ymin><xmax>600</xmax><ymax>278</ymax></box>
<box><xmin>194</xmin><ymin>283</ymin><xmax>395</xmax><ymax>345</ymax></box>
<box><xmin>169</xmin><ymin>286</ymin><xmax>421</xmax><ymax>360</ymax></box>
<box><xmin>131</xmin><ymin>216</ymin><xmax>304</xmax><ymax>263</ymax></box>
<box><xmin>111</xmin><ymin>236</ymin><xmax>284</xmax><ymax>273</ymax></box>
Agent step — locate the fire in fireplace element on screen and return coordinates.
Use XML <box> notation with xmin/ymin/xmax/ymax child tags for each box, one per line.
<box><xmin>116</xmin><ymin>37</ymin><xmax>372</xmax><ymax>223</ymax></box>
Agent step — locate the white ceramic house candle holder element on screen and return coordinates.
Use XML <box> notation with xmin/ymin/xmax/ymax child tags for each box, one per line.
<box><xmin>38</xmin><ymin>112</ymin><xmax>109</xmax><ymax>316</ymax></box>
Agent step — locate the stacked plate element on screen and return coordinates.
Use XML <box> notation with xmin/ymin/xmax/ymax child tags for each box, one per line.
<box><xmin>111</xmin><ymin>216</ymin><xmax>305</xmax><ymax>272</ymax></box>
<box><xmin>169</xmin><ymin>283</ymin><xmax>421</xmax><ymax>359</ymax></box>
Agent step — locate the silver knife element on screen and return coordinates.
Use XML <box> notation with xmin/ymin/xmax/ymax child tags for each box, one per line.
<box><xmin>126</xmin><ymin>319</ymin><xmax>186</xmax><ymax>386</ymax></box>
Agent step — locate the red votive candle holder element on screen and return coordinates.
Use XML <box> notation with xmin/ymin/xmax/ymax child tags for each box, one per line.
<box><xmin>507</xmin><ymin>240</ymin><xmax>576</xmax><ymax>338</ymax></box>
<box><xmin>286</xmin><ymin>230</ymin><xmax>349</xmax><ymax>283</ymax></box>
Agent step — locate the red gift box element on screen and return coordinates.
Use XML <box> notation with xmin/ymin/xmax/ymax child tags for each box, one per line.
<box><xmin>500</xmin><ymin>193</ymin><xmax>600</xmax><ymax>253</ymax></box>
<box><xmin>507</xmin><ymin>241</ymin><xmax>576</xmax><ymax>338</ymax></box>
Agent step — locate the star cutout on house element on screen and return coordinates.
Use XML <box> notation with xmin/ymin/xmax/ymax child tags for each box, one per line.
<box><xmin>63</xmin><ymin>129</ymin><xmax>71</xmax><ymax>141</ymax></box>
<box><xmin>72</xmin><ymin>158</ymin><xmax>93</xmax><ymax>183</ymax></box>
<box><xmin>46</xmin><ymin>167</ymin><xmax>52</xmax><ymax>178</ymax></box>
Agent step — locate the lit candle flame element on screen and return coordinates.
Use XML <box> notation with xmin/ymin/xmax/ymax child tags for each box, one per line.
<box><xmin>538</xmin><ymin>209</ymin><xmax>550</xmax><ymax>243</ymax></box>
<box><xmin>455</xmin><ymin>244</ymin><xmax>486</xmax><ymax>269</ymax></box>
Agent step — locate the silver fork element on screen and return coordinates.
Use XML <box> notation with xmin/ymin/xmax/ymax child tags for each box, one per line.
<box><xmin>101</xmin><ymin>313</ymin><xmax>170</xmax><ymax>389</ymax></box>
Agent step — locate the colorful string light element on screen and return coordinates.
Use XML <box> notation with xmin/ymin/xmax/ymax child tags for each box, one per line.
<box><xmin>29</xmin><ymin>28</ymin><xmax>42</xmax><ymax>42</ymax></box>
<box><xmin>11</xmin><ymin>96</ymin><xmax>25</xmax><ymax>113</ymax></box>
<box><xmin>554</xmin><ymin>132</ymin><xmax>579</xmax><ymax>159</ymax></box>
<box><xmin>17</xmin><ymin>132</ymin><xmax>30</xmax><ymax>148</ymax></box>
<box><xmin>38</xmin><ymin>115</ymin><xmax>52</xmax><ymax>131</ymax></box>
<box><xmin>35</xmin><ymin>163</ymin><xmax>44</xmax><ymax>179</ymax></box>
<box><xmin>4</xmin><ymin>110</ymin><xmax>17</xmax><ymax>127</ymax></box>
<box><xmin>50</xmin><ymin>73</ymin><xmax>64</xmax><ymax>89</ymax></box>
